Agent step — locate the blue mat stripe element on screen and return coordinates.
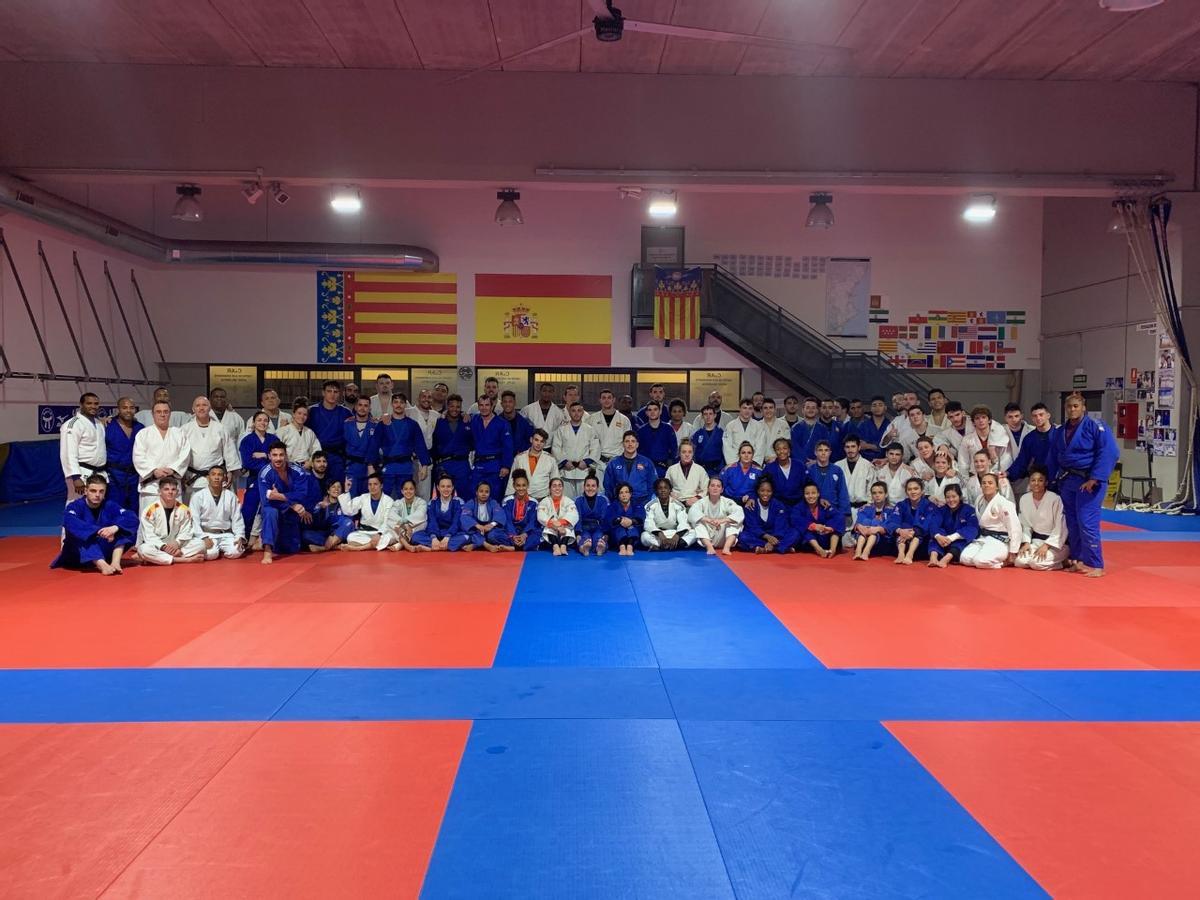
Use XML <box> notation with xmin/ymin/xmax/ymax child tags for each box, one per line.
<box><xmin>3</xmin><ymin>667</ymin><xmax>1200</xmax><ymax>723</ymax></box>
<box><xmin>421</xmin><ymin>719</ymin><xmax>735</xmax><ymax>899</ymax></box>
<box><xmin>1103</xmin><ymin>509</ymin><xmax>1200</xmax><ymax>532</ymax></box>
<box><xmin>681</xmin><ymin>720</ymin><xmax>1048</xmax><ymax>899</ymax></box>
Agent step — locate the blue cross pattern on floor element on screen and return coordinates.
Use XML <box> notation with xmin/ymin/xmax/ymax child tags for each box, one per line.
<box><xmin>5</xmin><ymin>535</ymin><xmax>1200</xmax><ymax>900</ymax></box>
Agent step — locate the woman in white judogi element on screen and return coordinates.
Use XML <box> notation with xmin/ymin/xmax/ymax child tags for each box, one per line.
<box><xmin>963</xmin><ymin>449</ymin><xmax>1015</xmax><ymax>508</ymax></box>
<box><xmin>960</xmin><ymin>473</ymin><xmax>1023</xmax><ymax>568</ymax></box>
<box><xmin>642</xmin><ymin>477</ymin><xmax>695</xmax><ymax>549</ymax></box>
<box><xmin>666</xmin><ymin>440</ymin><xmax>707</xmax><ymax>508</ymax></box>
<box><xmin>553</xmin><ymin>411</ymin><xmax>601</xmax><ymax>499</ymax></box>
<box><xmin>137</xmin><ymin>478</ymin><xmax>207</xmax><ymax>565</ymax></box>
<box><xmin>189</xmin><ymin>465</ymin><xmax>246</xmax><ymax>559</ymax></box>
<box><xmin>1015</xmin><ymin>467</ymin><xmax>1070</xmax><ymax>571</ymax></box>
<box><xmin>925</xmin><ymin>453</ymin><xmax>961</xmax><ymax>507</ymax></box>
<box><xmin>276</xmin><ymin>405</ymin><xmax>321</xmax><ymax>468</ymax></box>
<box><xmin>392</xmin><ymin>478</ymin><xmax>428</xmax><ymax>551</ymax></box>
<box><xmin>688</xmin><ymin>476</ymin><xmax>744</xmax><ymax>555</ymax></box>
<box><xmin>537</xmin><ymin>478</ymin><xmax>579</xmax><ymax>555</ymax></box>
<box><xmin>338</xmin><ymin>474</ymin><xmax>400</xmax><ymax>550</ymax></box>
<box><xmin>508</xmin><ymin>430</ymin><xmax>561</xmax><ymax>500</ymax></box>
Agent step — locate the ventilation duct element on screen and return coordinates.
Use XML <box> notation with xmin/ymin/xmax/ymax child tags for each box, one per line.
<box><xmin>0</xmin><ymin>174</ymin><xmax>438</xmax><ymax>271</ymax></box>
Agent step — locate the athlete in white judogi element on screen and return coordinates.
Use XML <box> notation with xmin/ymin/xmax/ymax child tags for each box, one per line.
<box><xmin>276</xmin><ymin>404</ymin><xmax>322</xmax><ymax>468</ymax></box>
<box><xmin>537</xmin><ymin>478</ymin><xmax>579</xmax><ymax>555</ymax></box>
<box><xmin>666</xmin><ymin>439</ymin><xmax>707</xmax><ymax>508</ymax></box>
<box><xmin>963</xmin><ymin>450</ymin><xmax>1015</xmax><ymax>508</ymax></box>
<box><xmin>407</xmin><ymin>390</ymin><xmax>441</xmax><ymax>498</ymax></box>
<box><xmin>60</xmin><ymin>392</ymin><xmax>108</xmax><ymax>502</ymax></box>
<box><xmin>522</xmin><ymin>384</ymin><xmax>567</xmax><ymax>451</ymax></box>
<box><xmin>137</xmin><ymin>478</ymin><xmax>207</xmax><ymax>564</ymax></box>
<box><xmin>722</xmin><ymin>400</ymin><xmax>769</xmax><ymax>465</ymax></box>
<box><xmin>246</xmin><ymin>389</ymin><xmax>292</xmax><ymax>434</ymax></box>
<box><xmin>554</xmin><ymin>403</ymin><xmax>601</xmax><ymax>499</ymax></box>
<box><xmin>181</xmin><ymin>396</ymin><xmax>241</xmax><ymax>499</ymax></box>
<box><xmin>132</xmin><ymin>401</ymin><xmax>190</xmax><ymax>515</ymax></box>
<box><xmin>189</xmin><ymin>464</ymin><xmax>246</xmax><ymax>559</ymax></box>
<box><xmin>958</xmin><ymin>406</ymin><xmax>1014</xmax><ymax>472</ymax></box>
<box><xmin>641</xmin><ymin>478</ymin><xmax>696</xmax><ymax>549</ymax></box>
<box><xmin>960</xmin><ymin>472</ymin><xmax>1023</xmax><ymax>568</ymax></box>
<box><xmin>392</xmin><ymin>479</ymin><xmax>429</xmax><ymax>551</ymax></box>
<box><xmin>338</xmin><ymin>473</ymin><xmax>400</xmax><ymax>550</ymax></box>
<box><xmin>586</xmin><ymin>389</ymin><xmax>633</xmax><ymax>483</ymax></box>
<box><xmin>507</xmin><ymin>430</ymin><xmax>561</xmax><ymax>499</ymax></box>
<box><xmin>759</xmin><ymin>399</ymin><xmax>792</xmax><ymax>464</ymax></box>
<box><xmin>1015</xmin><ymin>466</ymin><xmax>1070</xmax><ymax>571</ymax></box>
<box><xmin>135</xmin><ymin>388</ymin><xmax>191</xmax><ymax>428</ymax></box>
<box><xmin>688</xmin><ymin>476</ymin><xmax>744</xmax><ymax>555</ymax></box>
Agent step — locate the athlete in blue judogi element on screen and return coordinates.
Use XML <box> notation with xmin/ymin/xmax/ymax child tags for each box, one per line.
<box><xmin>1007</xmin><ymin>402</ymin><xmax>1058</xmax><ymax>482</ymax></box>
<box><xmin>432</xmin><ymin>395</ymin><xmax>474</xmax><ymax>500</ymax></box>
<box><xmin>500</xmin><ymin>470</ymin><xmax>542</xmax><ymax>551</ymax></box>
<box><xmin>103</xmin><ymin>398</ymin><xmax>143</xmax><ymax>511</ymax></box>
<box><xmin>887</xmin><ymin>477</ymin><xmax>939</xmax><ymax>564</ymax></box>
<box><xmin>720</xmin><ymin>443</ymin><xmax>762</xmax><ymax>506</ymax></box>
<box><xmin>602</xmin><ymin>431</ymin><xmax>657</xmax><ymax>509</ymax></box>
<box><xmin>342</xmin><ymin>397</ymin><xmax>380</xmax><ymax>495</ymax></box>
<box><xmin>606</xmin><ymin>482</ymin><xmax>645</xmax><ymax>554</ymax></box>
<box><xmin>1046</xmin><ymin>392</ymin><xmax>1120</xmax><ymax>576</ymax></box>
<box><xmin>738</xmin><ymin>480</ymin><xmax>795</xmax><ymax>554</ymax></box>
<box><xmin>850</xmin><ymin>481</ymin><xmax>895</xmax><ymax>560</ymax></box>
<box><xmin>805</xmin><ymin>441</ymin><xmax>850</xmax><ymax>519</ymax></box>
<box><xmin>307</xmin><ymin>381</ymin><xmax>351</xmax><ymax>485</ymax></box>
<box><xmin>51</xmin><ymin>475</ymin><xmax>138</xmax><ymax>574</ymax></box>
<box><xmin>258</xmin><ymin>442</ymin><xmax>321</xmax><ymax>564</ymax></box>
<box><xmin>854</xmin><ymin>397</ymin><xmax>892</xmax><ymax>461</ymax></box>
<box><xmin>239</xmin><ymin>412</ymin><xmax>275</xmax><ymax>537</ymax></box>
<box><xmin>790</xmin><ymin>482</ymin><xmax>843</xmax><ymax>557</ymax></box>
<box><xmin>413</xmin><ymin>475</ymin><xmax>469</xmax><ymax>550</ymax></box>
<box><xmin>461</xmin><ymin>481</ymin><xmax>508</xmax><ymax>550</ymax></box>
<box><xmin>304</xmin><ymin>480</ymin><xmax>355</xmax><ymax>550</ymax></box>
<box><xmin>927</xmin><ymin>483</ymin><xmax>979</xmax><ymax>568</ymax></box>
<box><xmin>574</xmin><ymin>473</ymin><xmax>610</xmax><ymax>555</ymax></box>
<box><xmin>636</xmin><ymin>402</ymin><xmax>678</xmax><ymax>478</ymax></box>
<box><xmin>378</xmin><ymin>405</ymin><xmax>430</xmax><ymax>499</ymax></box>
<box><xmin>762</xmin><ymin>438</ymin><xmax>807</xmax><ymax>507</ymax></box>
<box><xmin>467</xmin><ymin>396</ymin><xmax>514</xmax><ymax>501</ymax></box>
<box><xmin>691</xmin><ymin>407</ymin><xmax>725</xmax><ymax>477</ymax></box>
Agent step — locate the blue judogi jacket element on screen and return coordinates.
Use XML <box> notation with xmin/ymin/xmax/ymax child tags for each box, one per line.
<box><xmin>721</xmin><ymin>462</ymin><xmax>762</xmax><ymax>505</ymax></box>
<box><xmin>307</xmin><ymin>403</ymin><xmax>351</xmax><ymax>454</ymax></box>
<box><xmin>258</xmin><ymin>463</ymin><xmax>320</xmax><ymax>513</ymax></box>
<box><xmin>461</xmin><ymin>497</ymin><xmax>507</xmax><ymax>532</ymax></box>
<box><xmin>239</xmin><ymin>432</ymin><xmax>274</xmax><ymax>481</ymax></box>
<box><xmin>499</xmin><ymin>413</ymin><xmax>535</xmax><ymax>455</ymax></box>
<box><xmin>742</xmin><ymin>497</ymin><xmax>795</xmax><ymax>550</ymax></box>
<box><xmin>51</xmin><ymin>497</ymin><xmax>139</xmax><ymax>568</ymax></box>
<box><xmin>1047</xmin><ymin>417</ymin><xmax>1119</xmax><ymax>484</ymax></box>
<box><xmin>104</xmin><ymin>418</ymin><xmax>143</xmax><ymax>477</ymax></box>
<box><xmin>854</xmin><ymin>502</ymin><xmax>894</xmax><ymax>532</ymax></box>
<box><xmin>502</xmin><ymin>495</ymin><xmax>542</xmax><ymax>541</ymax></box>
<box><xmin>575</xmin><ymin>493</ymin><xmax>610</xmax><ymax>534</ymax></box>
<box><xmin>636</xmin><ymin>422</ymin><xmax>678</xmax><ymax>475</ymax></box>
<box><xmin>602</xmin><ymin>454</ymin><xmax>657</xmax><ymax>509</ymax></box>
<box><xmin>886</xmin><ymin>496</ymin><xmax>939</xmax><ymax>537</ymax></box>
<box><xmin>432</xmin><ymin>417</ymin><xmax>474</xmax><ymax>465</ymax></box>
<box><xmin>606</xmin><ymin>500</ymin><xmax>645</xmax><ymax>535</ymax></box>
<box><xmin>343</xmin><ymin>418</ymin><xmax>381</xmax><ymax>470</ymax></box>
<box><xmin>853</xmin><ymin>416</ymin><xmax>891</xmax><ymax>461</ymax></box>
<box><xmin>934</xmin><ymin>503</ymin><xmax>980</xmax><ymax>545</ymax></box>
<box><xmin>1007</xmin><ymin>426</ymin><xmax>1058</xmax><ymax>482</ymax></box>
<box><xmin>379</xmin><ymin>416</ymin><xmax>431</xmax><ymax>473</ymax></box>
<box><xmin>426</xmin><ymin>497</ymin><xmax>467</xmax><ymax>538</ymax></box>
<box><xmin>806</xmin><ymin>463</ymin><xmax>850</xmax><ymax>517</ymax></box>
<box><xmin>789</xmin><ymin>501</ymin><xmax>843</xmax><ymax>538</ymax></box>
<box><xmin>468</xmin><ymin>415</ymin><xmax>514</xmax><ymax>468</ymax></box>
<box><xmin>690</xmin><ymin>426</ymin><xmax>725</xmax><ymax>474</ymax></box>
<box><xmin>762</xmin><ymin>459</ymin><xmax>807</xmax><ymax>506</ymax></box>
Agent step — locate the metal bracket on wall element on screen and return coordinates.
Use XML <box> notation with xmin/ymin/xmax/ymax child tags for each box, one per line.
<box><xmin>102</xmin><ymin>261</ymin><xmax>147</xmax><ymax>381</ymax></box>
<box><xmin>0</xmin><ymin>227</ymin><xmax>55</xmax><ymax>376</ymax></box>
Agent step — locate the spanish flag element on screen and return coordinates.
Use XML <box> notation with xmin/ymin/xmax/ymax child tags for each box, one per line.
<box><xmin>475</xmin><ymin>274</ymin><xmax>612</xmax><ymax>366</ymax></box>
<box><xmin>345</xmin><ymin>272</ymin><xmax>458</xmax><ymax>366</ymax></box>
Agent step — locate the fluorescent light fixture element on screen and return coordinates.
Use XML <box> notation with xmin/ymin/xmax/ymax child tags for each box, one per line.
<box><xmin>647</xmin><ymin>190</ymin><xmax>677</xmax><ymax>218</ymax></box>
<box><xmin>330</xmin><ymin>186</ymin><xmax>362</xmax><ymax>214</ymax></box>
<box><xmin>495</xmin><ymin>188</ymin><xmax>523</xmax><ymax>226</ymax></box>
<box><xmin>963</xmin><ymin>194</ymin><xmax>997</xmax><ymax>223</ymax></box>
<box><xmin>1098</xmin><ymin>0</ymin><xmax>1164</xmax><ymax>11</ymax></box>
<box><xmin>172</xmin><ymin>184</ymin><xmax>203</xmax><ymax>222</ymax></box>
<box><xmin>806</xmin><ymin>192</ymin><xmax>834</xmax><ymax>228</ymax></box>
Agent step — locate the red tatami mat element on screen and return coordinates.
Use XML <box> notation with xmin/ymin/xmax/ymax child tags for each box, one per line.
<box><xmin>0</xmin><ymin>722</ymin><xmax>258</xmax><ymax>900</ymax></box>
<box><xmin>101</xmin><ymin>721</ymin><xmax>470</xmax><ymax>900</ymax></box>
<box><xmin>888</xmin><ymin>722</ymin><xmax>1200</xmax><ymax>899</ymax></box>
<box><xmin>325</xmin><ymin>600</ymin><xmax>512</xmax><ymax>667</ymax></box>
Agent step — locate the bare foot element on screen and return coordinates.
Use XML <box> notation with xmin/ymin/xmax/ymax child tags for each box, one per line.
<box><xmin>261</xmin><ymin>552</ymin><xmax>274</xmax><ymax>565</ymax></box>
<box><xmin>937</xmin><ymin>556</ymin><xmax>952</xmax><ymax>568</ymax></box>
<box><xmin>499</xmin><ymin>544</ymin><xmax>515</xmax><ymax>551</ymax></box>
<box><xmin>485</xmin><ymin>542</ymin><xmax>500</xmax><ymax>552</ymax></box>
<box><xmin>721</xmin><ymin>547</ymin><xmax>733</xmax><ymax>556</ymax></box>
<box><xmin>462</xmin><ymin>544</ymin><xmax>476</xmax><ymax>552</ymax></box>
<box><xmin>902</xmin><ymin>558</ymin><xmax>913</xmax><ymax>565</ymax></box>
<box><xmin>927</xmin><ymin>559</ymin><xmax>938</xmax><ymax>567</ymax></box>
<box><xmin>596</xmin><ymin>541</ymin><xmax>607</xmax><ymax>556</ymax></box>
<box><xmin>706</xmin><ymin>546</ymin><xmax>717</xmax><ymax>556</ymax></box>
<box><xmin>1084</xmin><ymin>566</ymin><xmax>1104</xmax><ymax>578</ymax></box>
<box><xmin>894</xmin><ymin>556</ymin><xmax>905</xmax><ymax>564</ymax></box>
<box><xmin>95</xmin><ymin>560</ymin><xmax>117</xmax><ymax>576</ymax></box>
<box><xmin>311</xmin><ymin>544</ymin><xmax>328</xmax><ymax>553</ymax></box>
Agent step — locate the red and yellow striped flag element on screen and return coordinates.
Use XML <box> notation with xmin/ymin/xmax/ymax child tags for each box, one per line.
<box><xmin>345</xmin><ymin>272</ymin><xmax>457</xmax><ymax>366</ymax></box>
<box><xmin>475</xmin><ymin>274</ymin><xmax>612</xmax><ymax>365</ymax></box>
<box><xmin>653</xmin><ymin>266</ymin><xmax>701</xmax><ymax>340</ymax></box>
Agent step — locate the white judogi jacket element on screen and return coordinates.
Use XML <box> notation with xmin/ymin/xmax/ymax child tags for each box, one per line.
<box><xmin>521</xmin><ymin>402</ymin><xmax>567</xmax><ymax>449</ymax></box>
<box><xmin>1008</xmin><ymin>421</ymin><xmax>1034</xmax><ymax>459</ymax></box>
<box><xmin>246</xmin><ymin>409</ymin><xmax>291</xmax><ymax>434</ymax></box>
<box><xmin>876</xmin><ymin>462</ymin><xmax>916</xmax><ymax>504</ymax></box>
<box><xmin>537</xmin><ymin>495</ymin><xmax>579</xmax><ymax>539</ymax></box>
<box><xmin>973</xmin><ymin>493</ymin><xmax>1023</xmax><ymax>555</ymax></box>
<box><xmin>507</xmin><ymin>451</ymin><xmax>561</xmax><ymax>499</ymax></box>
<box><xmin>553</xmin><ymin>422</ymin><xmax>601</xmax><ymax>484</ymax></box>
<box><xmin>138</xmin><ymin>500</ymin><xmax>199</xmax><ymax>549</ymax></box>
<box><xmin>688</xmin><ymin>495</ymin><xmax>745</xmax><ymax>540</ymax></box>
<box><xmin>136</xmin><ymin>409</ymin><xmax>190</xmax><ymax>429</ymax></box>
<box><xmin>276</xmin><ymin>423</ymin><xmax>321</xmax><ymax>465</ymax></box>
<box><xmin>722</xmin><ymin>417</ymin><xmax>769</xmax><ymax>465</ymax></box>
<box><xmin>1018</xmin><ymin>491</ymin><xmax>1068</xmax><ymax>550</ymax></box>
<box><xmin>133</xmin><ymin>426</ymin><xmax>190</xmax><ymax>502</ymax></box>
<box><xmin>585</xmin><ymin>409</ymin><xmax>633</xmax><ymax>461</ymax></box>
<box><xmin>760</xmin><ymin>418</ymin><xmax>793</xmax><ymax>460</ymax></box>
<box><xmin>666</xmin><ymin>461</ymin><xmax>706</xmax><ymax>505</ymax></box>
<box><xmin>643</xmin><ymin>497</ymin><xmax>692</xmax><ymax>539</ymax></box>
<box><xmin>189</xmin><ymin>487</ymin><xmax>245</xmax><ymax>541</ymax></box>
<box><xmin>669</xmin><ymin>421</ymin><xmax>695</xmax><ymax>444</ymax></box>
<box><xmin>60</xmin><ymin>413</ymin><xmax>106</xmax><ymax>479</ymax></box>
<box><xmin>925</xmin><ymin>474</ymin><xmax>962</xmax><ymax>505</ymax></box>
<box><xmin>369</xmin><ymin>394</ymin><xmax>394</xmax><ymax>421</ymax></box>
<box><xmin>959</xmin><ymin>422</ymin><xmax>1014</xmax><ymax>472</ymax></box>
<box><xmin>339</xmin><ymin>492</ymin><xmax>400</xmax><ymax>548</ymax></box>
<box><xmin>902</xmin><ymin>423</ymin><xmax>952</xmax><ymax>461</ymax></box>
<box><xmin>406</xmin><ymin>406</ymin><xmax>440</xmax><ymax>451</ymax></box>
<box><xmin>836</xmin><ymin>457</ymin><xmax>875</xmax><ymax>507</ymax></box>
<box><xmin>181</xmin><ymin>419</ymin><xmax>242</xmax><ymax>487</ymax></box>
<box><xmin>212</xmin><ymin>409</ymin><xmax>246</xmax><ymax>445</ymax></box>
<box><xmin>963</xmin><ymin>473</ymin><xmax>1015</xmax><ymax>508</ymax></box>
<box><xmin>394</xmin><ymin>496</ymin><xmax>428</xmax><ymax>534</ymax></box>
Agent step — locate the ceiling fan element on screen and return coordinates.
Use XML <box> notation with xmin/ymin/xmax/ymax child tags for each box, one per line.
<box><xmin>446</xmin><ymin>0</ymin><xmax>852</xmax><ymax>84</ymax></box>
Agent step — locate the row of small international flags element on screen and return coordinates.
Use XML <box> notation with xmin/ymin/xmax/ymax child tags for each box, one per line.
<box><xmin>868</xmin><ymin>307</ymin><xmax>1027</xmax><ymax>327</ymax></box>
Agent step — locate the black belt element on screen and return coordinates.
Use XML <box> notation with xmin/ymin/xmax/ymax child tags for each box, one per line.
<box><xmin>654</xmin><ymin>460</ymin><xmax>671</xmax><ymax>468</ymax></box>
<box><xmin>851</xmin><ymin>501</ymin><xmax>867</xmax><ymax>508</ymax></box>
<box><xmin>1031</xmin><ymin>530</ymin><xmax>1050</xmax><ymax>541</ymax></box>
<box><xmin>345</xmin><ymin>455</ymin><xmax>367</xmax><ymax>465</ymax></box>
<box><xmin>359</xmin><ymin>525</ymin><xmax>380</xmax><ymax>533</ymax></box>
<box><xmin>1060</xmin><ymin>467</ymin><xmax>1090</xmax><ymax>480</ymax></box>
<box><xmin>204</xmin><ymin>528</ymin><xmax>232</xmax><ymax>534</ymax></box>
<box><xmin>79</xmin><ymin>461</ymin><xmax>107</xmax><ymax>473</ymax></box>
<box><xmin>383</xmin><ymin>455</ymin><xmax>415</xmax><ymax>464</ymax></box>
<box><xmin>981</xmin><ymin>528</ymin><xmax>1009</xmax><ymax>541</ymax></box>
<box><xmin>438</xmin><ymin>454</ymin><xmax>471</xmax><ymax>463</ymax></box>
<box><xmin>186</xmin><ymin>467</ymin><xmax>210</xmax><ymax>482</ymax></box>
<box><xmin>107</xmin><ymin>462</ymin><xmax>135</xmax><ymax>474</ymax></box>
<box><xmin>600</xmin><ymin>455</ymin><xmax>615</xmax><ymax>463</ymax></box>
<box><xmin>475</xmin><ymin>454</ymin><xmax>500</xmax><ymax>463</ymax></box>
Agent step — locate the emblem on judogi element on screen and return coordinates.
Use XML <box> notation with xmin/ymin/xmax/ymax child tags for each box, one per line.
<box><xmin>502</xmin><ymin>304</ymin><xmax>539</xmax><ymax>340</ymax></box>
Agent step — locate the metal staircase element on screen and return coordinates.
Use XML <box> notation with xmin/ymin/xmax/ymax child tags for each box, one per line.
<box><xmin>631</xmin><ymin>263</ymin><xmax>932</xmax><ymax>401</ymax></box>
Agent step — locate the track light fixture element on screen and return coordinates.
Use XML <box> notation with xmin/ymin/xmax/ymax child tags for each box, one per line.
<box><xmin>806</xmin><ymin>192</ymin><xmax>834</xmax><ymax>229</ymax></box>
<box><xmin>647</xmin><ymin>190</ymin><xmax>678</xmax><ymax>218</ymax></box>
<box><xmin>962</xmin><ymin>194</ymin><xmax>997</xmax><ymax>224</ymax></box>
<box><xmin>495</xmin><ymin>189</ymin><xmax>523</xmax><ymax>226</ymax></box>
<box><xmin>171</xmin><ymin>184</ymin><xmax>203</xmax><ymax>222</ymax></box>
<box><xmin>330</xmin><ymin>186</ymin><xmax>362</xmax><ymax>214</ymax></box>
<box><xmin>241</xmin><ymin>181</ymin><xmax>264</xmax><ymax>205</ymax></box>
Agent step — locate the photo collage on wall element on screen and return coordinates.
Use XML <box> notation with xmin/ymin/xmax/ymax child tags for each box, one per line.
<box><xmin>1129</xmin><ymin>331</ymin><xmax>1179</xmax><ymax>457</ymax></box>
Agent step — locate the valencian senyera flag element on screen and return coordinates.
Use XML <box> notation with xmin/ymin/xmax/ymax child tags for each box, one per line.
<box><xmin>653</xmin><ymin>266</ymin><xmax>702</xmax><ymax>340</ymax></box>
<box><xmin>317</xmin><ymin>271</ymin><xmax>457</xmax><ymax>365</ymax></box>
<box><xmin>475</xmin><ymin>274</ymin><xmax>612</xmax><ymax>365</ymax></box>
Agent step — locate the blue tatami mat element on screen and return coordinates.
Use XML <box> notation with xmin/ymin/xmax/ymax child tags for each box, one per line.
<box><xmin>422</xmin><ymin>718</ymin><xmax>734</xmax><ymax>899</ymax></box>
<box><xmin>1103</xmin><ymin>508</ymin><xmax>1200</xmax><ymax>532</ymax></box>
<box><xmin>493</xmin><ymin>602</ymin><xmax>659</xmax><ymax>667</ymax></box>
<box><xmin>681</xmin><ymin>720</ymin><xmax>1048</xmax><ymax>899</ymax></box>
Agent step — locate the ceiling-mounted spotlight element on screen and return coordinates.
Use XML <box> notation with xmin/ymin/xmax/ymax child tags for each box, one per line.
<box><xmin>241</xmin><ymin>181</ymin><xmax>264</xmax><ymax>205</ymax></box>
<box><xmin>617</xmin><ymin>185</ymin><xmax>644</xmax><ymax>200</ymax></box>
<box><xmin>806</xmin><ymin>192</ymin><xmax>834</xmax><ymax>229</ymax></box>
<box><xmin>495</xmin><ymin>189</ymin><xmax>523</xmax><ymax>226</ymax></box>
<box><xmin>1098</xmin><ymin>0</ymin><xmax>1164</xmax><ymax>11</ymax></box>
<box><xmin>172</xmin><ymin>184</ymin><xmax>203</xmax><ymax>222</ymax></box>
<box><xmin>269</xmin><ymin>182</ymin><xmax>290</xmax><ymax>205</ymax></box>
<box><xmin>330</xmin><ymin>186</ymin><xmax>362</xmax><ymax>214</ymax></box>
<box><xmin>593</xmin><ymin>0</ymin><xmax>624</xmax><ymax>41</ymax></box>
<box><xmin>647</xmin><ymin>190</ymin><xmax>678</xmax><ymax>218</ymax></box>
<box><xmin>962</xmin><ymin>194</ymin><xmax>997</xmax><ymax>224</ymax></box>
